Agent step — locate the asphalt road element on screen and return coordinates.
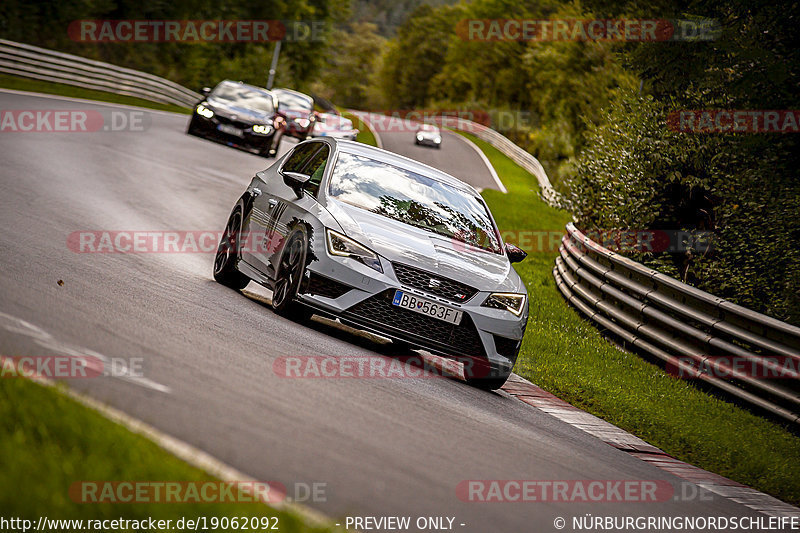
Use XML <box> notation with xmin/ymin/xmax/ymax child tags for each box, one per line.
<box><xmin>0</xmin><ymin>91</ymin><xmax>763</xmax><ymax>532</ymax></box>
<box><xmin>356</xmin><ymin>114</ymin><xmax>502</xmax><ymax>192</ymax></box>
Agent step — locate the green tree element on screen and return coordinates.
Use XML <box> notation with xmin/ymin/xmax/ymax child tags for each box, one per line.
<box><xmin>313</xmin><ymin>22</ymin><xmax>386</xmax><ymax>108</ymax></box>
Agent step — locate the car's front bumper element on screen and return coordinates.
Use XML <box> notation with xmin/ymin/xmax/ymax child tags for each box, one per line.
<box><xmin>295</xmin><ymin>248</ymin><xmax>527</xmax><ymax>373</ymax></box>
<box><xmin>189</xmin><ymin>114</ymin><xmax>279</xmax><ymax>154</ymax></box>
<box><xmin>416</xmin><ymin>136</ymin><xmax>441</xmax><ymax>147</ymax></box>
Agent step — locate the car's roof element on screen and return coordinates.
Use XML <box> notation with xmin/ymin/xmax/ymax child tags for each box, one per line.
<box><xmin>272</xmin><ymin>87</ymin><xmax>313</xmax><ymax>100</ymax></box>
<box><xmin>218</xmin><ymin>80</ymin><xmax>273</xmax><ymax>97</ymax></box>
<box><xmin>330</xmin><ymin>138</ymin><xmax>481</xmax><ymax>197</ymax></box>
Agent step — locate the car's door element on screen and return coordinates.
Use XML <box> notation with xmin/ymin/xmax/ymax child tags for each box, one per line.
<box><xmin>247</xmin><ymin>141</ymin><xmax>330</xmax><ymax>279</ymax></box>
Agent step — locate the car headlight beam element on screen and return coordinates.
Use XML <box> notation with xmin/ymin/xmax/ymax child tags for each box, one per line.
<box><xmin>482</xmin><ymin>293</ymin><xmax>526</xmax><ymax>316</ymax></box>
<box><xmin>326</xmin><ymin>229</ymin><xmax>383</xmax><ymax>273</ymax></box>
<box><xmin>252</xmin><ymin>124</ymin><xmax>273</xmax><ymax>135</ymax></box>
<box><xmin>196</xmin><ymin>104</ymin><xmax>214</xmax><ymax>119</ymax></box>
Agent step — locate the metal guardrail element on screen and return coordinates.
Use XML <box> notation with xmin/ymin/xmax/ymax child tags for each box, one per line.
<box><xmin>553</xmin><ymin>222</ymin><xmax>800</xmax><ymax>425</ymax></box>
<box><xmin>435</xmin><ymin>115</ymin><xmax>560</xmax><ymax>207</ymax></box>
<box><xmin>0</xmin><ymin>39</ymin><xmax>201</xmax><ymax>108</ymax></box>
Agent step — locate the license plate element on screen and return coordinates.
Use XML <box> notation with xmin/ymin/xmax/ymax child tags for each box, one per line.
<box><xmin>217</xmin><ymin>124</ymin><xmax>244</xmax><ymax>137</ymax></box>
<box><xmin>392</xmin><ymin>290</ymin><xmax>463</xmax><ymax>325</ymax></box>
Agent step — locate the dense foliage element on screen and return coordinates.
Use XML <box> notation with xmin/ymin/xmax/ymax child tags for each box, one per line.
<box><xmin>0</xmin><ymin>0</ymin><xmax>348</xmax><ymax>91</ymax></box>
<box><xmin>568</xmin><ymin>0</ymin><xmax>800</xmax><ymax>323</ymax></box>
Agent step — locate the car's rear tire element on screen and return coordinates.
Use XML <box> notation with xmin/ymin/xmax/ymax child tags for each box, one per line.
<box><xmin>272</xmin><ymin>227</ymin><xmax>313</xmax><ymax>321</ymax></box>
<box><xmin>213</xmin><ymin>208</ymin><xmax>250</xmax><ymax>290</ymax></box>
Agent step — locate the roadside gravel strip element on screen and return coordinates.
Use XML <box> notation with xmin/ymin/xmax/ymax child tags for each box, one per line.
<box><xmin>1</xmin><ymin>89</ymin><xmax>797</xmax><ymax>531</ymax></box>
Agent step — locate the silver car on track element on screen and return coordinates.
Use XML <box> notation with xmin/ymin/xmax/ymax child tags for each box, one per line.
<box><xmin>213</xmin><ymin>138</ymin><xmax>529</xmax><ymax>389</ymax></box>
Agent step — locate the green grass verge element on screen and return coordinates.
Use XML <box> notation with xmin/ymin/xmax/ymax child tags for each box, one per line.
<box><xmin>341</xmin><ymin>111</ymin><xmax>377</xmax><ymax>146</ymax></box>
<box><xmin>0</xmin><ymin>377</ymin><xmax>338</xmax><ymax>531</ymax></box>
<box><xmin>459</xmin><ymin>130</ymin><xmax>800</xmax><ymax>505</ymax></box>
<box><xmin>0</xmin><ymin>74</ymin><xmax>191</xmax><ymax>114</ymax></box>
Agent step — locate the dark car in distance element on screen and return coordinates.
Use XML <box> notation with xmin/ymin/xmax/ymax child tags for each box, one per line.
<box><xmin>187</xmin><ymin>81</ymin><xmax>285</xmax><ymax>158</ymax></box>
<box><xmin>272</xmin><ymin>88</ymin><xmax>317</xmax><ymax>140</ymax></box>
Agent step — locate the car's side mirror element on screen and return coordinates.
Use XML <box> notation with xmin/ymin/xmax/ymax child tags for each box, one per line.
<box><xmin>281</xmin><ymin>170</ymin><xmax>311</xmax><ymax>198</ymax></box>
<box><xmin>505</xmin><ymin>243</ymin><xmax>528</xmax><ymax>263</ymax></box>
<box><xmin>200</xmin><ymin>87</ymin><xmax>211</xmax><ymax>96</ymax></box>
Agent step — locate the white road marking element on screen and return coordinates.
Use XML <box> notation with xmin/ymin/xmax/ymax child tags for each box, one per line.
<box><xmin>0</xmin><ymin>311</ymin><xmax>171</xmax><ymax>393</ymax></box>
<box><xmin>447</xmin><ymin>129</ymin><xmax>507</xmax><ymax>193</ymax></box>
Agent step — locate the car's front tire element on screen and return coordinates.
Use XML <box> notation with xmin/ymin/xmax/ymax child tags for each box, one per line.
<box><xmin>462</xmin><ymin>359</ymin><xmax>511</xmax><ymax>391</ymax></box>
<box><xmin>260</xmin><ymin>132</ymin><xmax>283</xmax><ymax>158</ymax></box>
<box><xmin>213</xmin><ymin>208</ymin><xmax>250</xmax><ymax>290</ymax></box>
<box><xmin>271</xmin><ymin>227</ymin><xmax>313</xmax><ymax>321</ymax></box>
<box><xmin>464</xmin><ymin>374</ymin><xmax>510</xmax><ymax>391</ymax></box>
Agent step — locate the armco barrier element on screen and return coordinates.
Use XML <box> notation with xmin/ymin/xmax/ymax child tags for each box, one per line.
<box><xmin>553</xmin><ymin>222</ymin><xmax>800</xmax><ymax>425</ymax></box>
<box><xmin>0</xmin><ymin>39</ymin><xmax>201</xmax><ymax>107</ymax></box>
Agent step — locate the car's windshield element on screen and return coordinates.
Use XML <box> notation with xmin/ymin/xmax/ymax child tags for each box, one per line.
<box><xmin>210</xmin><ymin>82</ymin><xmax>274</xmax><ymax>114</ymax></box>
<box><xmin>275</xmin><ymin>91</ymin><xmax>313</xmax><ymax>112</ymax></box>
<box><xmin>329</xmin><ymin>152</ymin><xmax>501</xmax><ymax>253</ymax></box>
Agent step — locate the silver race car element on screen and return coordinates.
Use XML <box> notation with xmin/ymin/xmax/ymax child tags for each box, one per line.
<box><xmin>414</xmin><ymin>123</ymin><xmax>442</xmax><ymax>148</ymax></box>
<box><xmin>213</xmin><ymin>138</ymin><xmax>528</xmax><ymax>389</ymax></box>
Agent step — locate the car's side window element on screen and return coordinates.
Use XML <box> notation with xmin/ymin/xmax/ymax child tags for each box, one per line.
<box><xmin>302</xmin><ymin>145</ymin><xmax>330</xmax><ymax>198</ymax></box>
<box><xmin>282</xmin><ymin>143</ymin><xmax>319</xmax><ymax>174</ymax></box>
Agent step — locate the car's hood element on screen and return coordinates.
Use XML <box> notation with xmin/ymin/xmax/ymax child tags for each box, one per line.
<box><xmin>327</xmin><ymin>200</ymin><xmax>523</xmax><ymax>293</ymax></box>
<box><xmin>205</xmin><ymin>98</ymin><xmax>274</xmax><ymax>123</ymax></box>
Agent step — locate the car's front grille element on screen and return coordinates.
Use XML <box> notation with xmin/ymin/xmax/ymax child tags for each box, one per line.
<box><xmin>344</xmin><ymin>290</ymin><xmax>485</xmax><ymax>358</ymax></box>
<box><xmin>215</xmin><ymin>115</ymin><xmax>252</xmax><ymax>129</ymax></box>
<box><xmin>304</xmin><ymin>273</ymin><xmax>352</xmax><ymax>299</ymax></box>
<box><xmin>492</xmin><ymin>335</ymin><xmax>521</xmax><ymax>359</ymax></box>
<box><xmin>392</xmin><ymin>262</ymin><xmax>478</xmax><ymax>303</ymax></box>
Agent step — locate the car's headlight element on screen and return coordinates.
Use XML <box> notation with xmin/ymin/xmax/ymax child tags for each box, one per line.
<box><xmin>294</xmin><ymin>118</ymin><xmax>310</xmax><ymax>128</ymax></box>
<box><xmin>434</xmin><ymin>136</ymin><xmax>441</xmax><ymax>143</ymax></box>
<box><xmin>482</xmin><ymin>293</ymin><xmax>526</xmax><ymax>316</ymax></box>
<box><xmin>326</xmin><ymin>229</ymin><xmax>382</xmax><ymax>273</ymax></box>
<box><xmin>416</xmin><ymin>133</ymin><xmax>424</xmax><ymax>141</ymax></box>
<box><xmin>196</xmin><ymin>104</ymin><xmax>214</xmax><ymax>119</ymax></box>
<box><xmin>252</xmin><ymin>124</ymin><xmax>273</xmax><ymax>135</ymax></box>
